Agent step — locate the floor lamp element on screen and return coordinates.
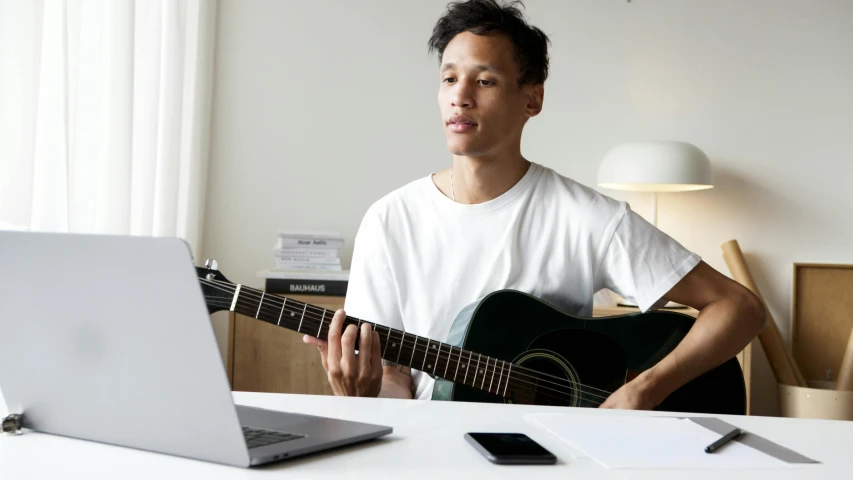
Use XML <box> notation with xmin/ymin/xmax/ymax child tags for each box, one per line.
<box><xmin>597</xmin><ymin>140</ymin><xmax>714</xmax><ymax>307</ymax></box>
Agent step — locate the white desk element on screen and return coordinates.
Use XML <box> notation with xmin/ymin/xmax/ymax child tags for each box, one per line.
<box><xmin>1</xmin><ymin>392</ymin><xmax>851</xmax><ymax>479</ymax></box>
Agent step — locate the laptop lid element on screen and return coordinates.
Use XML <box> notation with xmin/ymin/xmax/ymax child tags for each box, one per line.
<box><xmin>0</xmin><ymin>231</ymin><xmax>250</xmax><ymax>467</ymax></box>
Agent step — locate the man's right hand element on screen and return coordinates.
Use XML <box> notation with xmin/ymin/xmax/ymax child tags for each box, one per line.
<box><xmin>303</xmin><ymin>309</ymin><xmax>383</xmax><ymax>397</ymax></box>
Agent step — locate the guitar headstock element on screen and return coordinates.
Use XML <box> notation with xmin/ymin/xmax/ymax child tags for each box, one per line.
<box><xmin>196</xmin><ymin>259</ymin><xmax>235</xmax><ymax>314</ymax></box>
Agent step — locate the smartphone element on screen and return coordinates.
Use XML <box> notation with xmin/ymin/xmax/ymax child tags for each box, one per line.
<box><xmin>464</xmin><ymin>432</ymin><xmax>557</xmax><ymax>465</ymax></box>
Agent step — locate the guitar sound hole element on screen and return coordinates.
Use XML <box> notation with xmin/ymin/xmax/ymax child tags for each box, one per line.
<box><xmin>509</xmin><ymin>350</ymin><xmax>580</xmax><ymax>407</ymax></box>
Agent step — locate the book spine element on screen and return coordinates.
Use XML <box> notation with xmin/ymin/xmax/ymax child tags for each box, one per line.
<box><xmin>265</xmin><ymin>279</ymin><xmax>348</xmax><ymax>296</ymax></box>
<box><xmin>274</xmin><ymin>262</ymin><xmax>342</xmax><ymax>271</ymax></box>
<box><xmin>276</xmin><ymin>238</ymin><xmax>345</xmax><ymax>248</ymax></box>
<box><xmin>274</xmin><ymin>256</ymin><xmax>341</xmax><ymax>265</ymax></box>
<box><xmin>276</xmin><ymin>231</ymin><xmax>342</xmax><ymax>239</ymax></box>
<box><xmin>274</xmin><ymin>248</ymin><xmax>341</xmax><ymax>258</ymax></box>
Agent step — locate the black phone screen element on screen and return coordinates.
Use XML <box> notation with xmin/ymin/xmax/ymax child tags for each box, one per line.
<box><xmin>465</xmin><ymin>432</ymin><xmax>556</xmax><ymax>464</ymax></box>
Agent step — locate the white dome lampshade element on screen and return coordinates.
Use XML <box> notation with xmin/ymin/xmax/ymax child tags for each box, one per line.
<box><xmin>598</xmin><ymin>140</ymin><xmax>713</xmax><ymax>227</ymax></box>
<box><xmin>598</xmin><ymin>141</ymin><xmax>713</xmax><ymax>193</ymax></box>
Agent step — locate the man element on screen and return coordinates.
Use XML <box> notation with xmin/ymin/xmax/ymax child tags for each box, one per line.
<box><xmin>304</xmin><ymin>0</ymin><xmax>765</xmax><ymax>409</ymax></box>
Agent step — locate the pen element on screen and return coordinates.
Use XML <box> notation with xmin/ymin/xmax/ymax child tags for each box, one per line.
<box><xmin>704</xmin><ymin>428</ymin><xmax>743</xmax><ymax>453</ymax></box>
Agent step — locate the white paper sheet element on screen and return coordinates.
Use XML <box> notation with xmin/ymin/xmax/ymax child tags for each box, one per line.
<box><xmin>525</xmin><ymin>413</ymin><xmax>792</xmax><ymax>470</ymax></box>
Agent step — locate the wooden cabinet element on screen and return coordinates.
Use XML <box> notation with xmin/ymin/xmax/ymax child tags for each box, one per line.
<box><xmin>224</xmin><ymin>299</ymin><xmax>753</xmax><ymax>413</ymax></box>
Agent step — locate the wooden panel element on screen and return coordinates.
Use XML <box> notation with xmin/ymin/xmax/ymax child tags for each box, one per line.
<box><xmin>793</xmin><ymin>263</ymin><xmax>853</xmax><ymax>382</ymax></box>
<box><xmin>231</xmin><ymin>294</ymin><xmax>344</xmax><ymax>395</ymax></box>
<box><xmin>227</xmin><ymin>311</ymin><xmax>235</xmax><ymax>386</ymax></box>
<box><xmin>740</xmin><ymin>337</ymin><xmax>752</xmax><ymax>414</ymax></box>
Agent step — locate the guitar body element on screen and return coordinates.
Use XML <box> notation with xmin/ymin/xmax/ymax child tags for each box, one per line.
<box><xmin>432</xmin><ymin>290</ymin><xmax>746</xmax><ymax>415</ymax></box>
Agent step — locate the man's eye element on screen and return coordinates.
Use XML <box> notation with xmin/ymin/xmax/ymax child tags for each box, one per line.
<box><xmin>443</xmin><ymin>77</ymin><xmax>456</xmax><ymax>84</ymax></box>
<box><xmin>478</xmin><ymin>80</ymin><xmax>494</xmax><ymax>86</ymax></box>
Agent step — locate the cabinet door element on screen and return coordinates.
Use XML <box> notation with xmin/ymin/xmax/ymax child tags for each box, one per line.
<box><xmin>231</xmin><ymin>294</ymin><xmax>344</xmax><ymax>395</ymax></box>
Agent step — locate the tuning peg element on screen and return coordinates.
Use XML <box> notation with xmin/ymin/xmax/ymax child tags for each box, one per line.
<box><xmin>204</xmin><ymin>259</ymin><xmax>218</xmax><ymax>270</ymax></box>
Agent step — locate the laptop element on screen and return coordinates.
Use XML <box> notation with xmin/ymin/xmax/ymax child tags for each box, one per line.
<box><xmin>0</xmin><ymin>231</ymin><xmax>392</xmax><ymax>467</ymax></box>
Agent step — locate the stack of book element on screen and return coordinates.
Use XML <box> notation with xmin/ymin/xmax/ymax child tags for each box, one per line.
<box><xmin>260</xmin><ymin>231</ymin><xmax>349</xmax><ymax>296</ymax></box>
<box><xmin>274</xmin><ymin>230</ymin><xmax>343</xmax><ymax>272</ymax></box>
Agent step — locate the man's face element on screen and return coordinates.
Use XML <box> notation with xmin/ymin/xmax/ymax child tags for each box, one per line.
<box><xmin>438</xmin><ymin>31</ymin><xmax>541</xmax><ymax>158</ymax></box>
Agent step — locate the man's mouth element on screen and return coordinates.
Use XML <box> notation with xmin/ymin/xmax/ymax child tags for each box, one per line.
<box><xmin>448</xmin><ymin>115</ymin><xmax>478</xmax><ymax>133</ymax></box>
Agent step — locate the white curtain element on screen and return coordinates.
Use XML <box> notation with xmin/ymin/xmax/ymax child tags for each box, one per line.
<box><xmin>0</xmin><ymin>0</ymin><xmax>218</xmax><ymax>257</ymax></box>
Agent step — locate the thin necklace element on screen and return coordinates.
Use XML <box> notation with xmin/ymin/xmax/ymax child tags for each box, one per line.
<box><xmin>450</xmin><ymin>165</ymin><xmax>456</xmax><ymax>202</ymax></box>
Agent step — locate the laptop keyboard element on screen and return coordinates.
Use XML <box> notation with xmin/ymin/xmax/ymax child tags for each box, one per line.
<box><xmin>242</xmin><ymin>426</ymin><xmax>305</xmax><ymax>449</ymax></box>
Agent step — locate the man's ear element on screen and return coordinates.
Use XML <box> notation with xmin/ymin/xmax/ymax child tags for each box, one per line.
<box><xmin>524</xmin><ymin>84</ymin><xmax>544</xmax><ymax>118</ymax></box>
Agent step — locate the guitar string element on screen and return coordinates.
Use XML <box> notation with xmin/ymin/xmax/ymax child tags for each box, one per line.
<box><xmin>201</xmin><ymin>279</ymin><xmax>614</xmax><ymax>404</ymax></box>
<box><xmin>201</xmin><ymin>278</ymin><xmax>616</xmax><ymax>402</ymax></box>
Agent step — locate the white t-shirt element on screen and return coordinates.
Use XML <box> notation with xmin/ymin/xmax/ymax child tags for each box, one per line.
<box><xmin>344</xmin><ymin>162</ymin><xmax>701</xmax><ymax>399</ymax></box>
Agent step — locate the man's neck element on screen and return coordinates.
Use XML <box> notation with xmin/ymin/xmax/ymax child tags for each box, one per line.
<box><xmin>451</xmin><ymin>153</ymin><xmax>530</xmax><ymax>205</ymax></box>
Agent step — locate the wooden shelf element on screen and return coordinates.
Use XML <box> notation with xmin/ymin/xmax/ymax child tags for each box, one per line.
<box><xmin>592</xmin><ymin>305</ymin><xmax>699</xmax><ymax>318</ymax></box>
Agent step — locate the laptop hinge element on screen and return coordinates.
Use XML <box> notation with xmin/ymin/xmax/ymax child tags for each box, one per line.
<box><xmin>1</xmin><ymin>413</ymin><xmax>24</xmax><ymax>435</ymax></box>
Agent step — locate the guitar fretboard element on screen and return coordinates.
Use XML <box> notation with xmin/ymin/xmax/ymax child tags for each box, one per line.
<box><xmin>228</xmin><ymin>283</ymin><xmax>516</xmax><ymax>398</ymax></box>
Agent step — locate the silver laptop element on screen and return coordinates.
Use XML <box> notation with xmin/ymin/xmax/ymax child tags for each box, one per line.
<box><xmin>0</xmin><ymin>231</ymin><xmax>391</xmax><ymax>467</ymax></box>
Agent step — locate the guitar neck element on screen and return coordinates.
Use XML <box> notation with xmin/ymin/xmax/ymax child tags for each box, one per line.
<box><xmin>227</xmin><ymin>283</ymin><xmax>517</xmax><ymax>399</ymax></box>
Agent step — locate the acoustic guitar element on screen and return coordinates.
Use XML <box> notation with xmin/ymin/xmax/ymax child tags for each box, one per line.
<box><xmin>198</xmin><ymin>263</ymin><xmax>745</xmax><ymax>415</ymax></box>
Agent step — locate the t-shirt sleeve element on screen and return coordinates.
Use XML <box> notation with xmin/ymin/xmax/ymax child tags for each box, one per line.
<box><xmin>344</xmin><ymin>204</ymin><xmax>404</xmax><ymax>331</ymax></box>
<box><xmin>595</xmin><ymin>205</ymin><xmax>701</xmax><ymax>312</ymax></box>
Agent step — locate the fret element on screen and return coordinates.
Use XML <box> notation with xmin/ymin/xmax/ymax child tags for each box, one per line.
<box><xmin>422</xmin><ymin>339</ymin><xmax>429</xmax><ymax>371</ymax></box>
<box><xmin>453</xmin><ymin>346</ymin><xmax>462</xmax><ymax>383</ymax></box>
<box><xmin>422</xmin><ymin>338</ymin><xmax>430</xmax><ymax>368</ymax></box>
<box><xmin>470</xmin><ymin>353</ymin><xmax>480</xmax><ymax>387</ymax></box>
<box><xmin>315</xmin><ymin>306</ymin><xmax>322</xmax><ymax>337</ymax></box>
<box><xmin>463</xmin><ymin>350</ymin><xmax>472</xmax><ymax>384</ymax></box>
<box><xmin>496</xmin><ymin>361</ymin><xmax>505</xmax><ymax>397</ymax></box>
<box><xmin>420</xmin><ymin>337</ymin><xmax>431</xmax><ymax>371</ymax></box>
<box><xmin>480</xmin><ymin>355</ymin><xmax>488</xmax><ymax>390</ymax></box>
<box><xmin>503</xmin><ymin>363</ymin><xmax>512</xmax><ymax>397</ymax></box>
<box><xmin>435</xmin><ymin>342</ymin><xmax>443</xmax><ymax>376</ymax></box>
<box><xmin>229</xmin><ymin>284</ymin><xmax>242</xmax><ymax>312</ymax></box>
<box><xmin>409</xmin><ymin>335</ymin><xmax>419</xmax><ymax>368</ymax></box>
<box><xmin>278</xmin><ymin>298</ymin><xmax>286</xmax><ymax>327</ymax></box>
<box><xmin>432</xmin><ymin>342</ymin><xmax>440</xmax><ymax>372</ymax></box>
<box><xmin>442</xmin><ymin>343</ymin><xmax>450</xmax><ymax>378</ymax></box>
<box><xmin>291</xmin><ymin>301</ymin><xmax>302</xmax><ymax>332</ymax></box>
<box><xmin>382</xmin><ymin>327</ymin><xmax>392</xmax><ymax>358</ymax></box>
<box><xmin>255</xmin><ymin>292</ymin><xmax>265</xmax><ymax>318</ymax></box>
<box><xmin>488</xmin><ymin>356</ymin><xmax>496</xmax><ymax>393</ymax></box>
<box><xmin>394</xmin><ymin>330</ymin><xmax>404</xmax><ymax>364</ymax></box>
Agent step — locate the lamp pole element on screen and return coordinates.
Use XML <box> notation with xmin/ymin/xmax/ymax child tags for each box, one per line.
<box><xmin>651</xmin><ymin>191</ymin><xmax>658</xmax><ymax>227</ymax></box>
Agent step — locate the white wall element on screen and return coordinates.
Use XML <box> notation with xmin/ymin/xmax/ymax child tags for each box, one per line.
<box><xmin>203</xmin><ymin>0</ymin><xmax>853</xmax><ymax>412</ymax></box>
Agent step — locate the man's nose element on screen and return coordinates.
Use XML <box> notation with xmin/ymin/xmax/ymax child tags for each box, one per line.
<box><xmin>451</xmin><ymin>82</ymin><xmax>474</xmax><ymax>108</ymax></box>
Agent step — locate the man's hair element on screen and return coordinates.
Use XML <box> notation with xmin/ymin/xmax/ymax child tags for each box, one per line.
<box><xmin>427</xmin><ymin>0</ymin><xmax>550</xmax><ymax>86</ymax></box>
